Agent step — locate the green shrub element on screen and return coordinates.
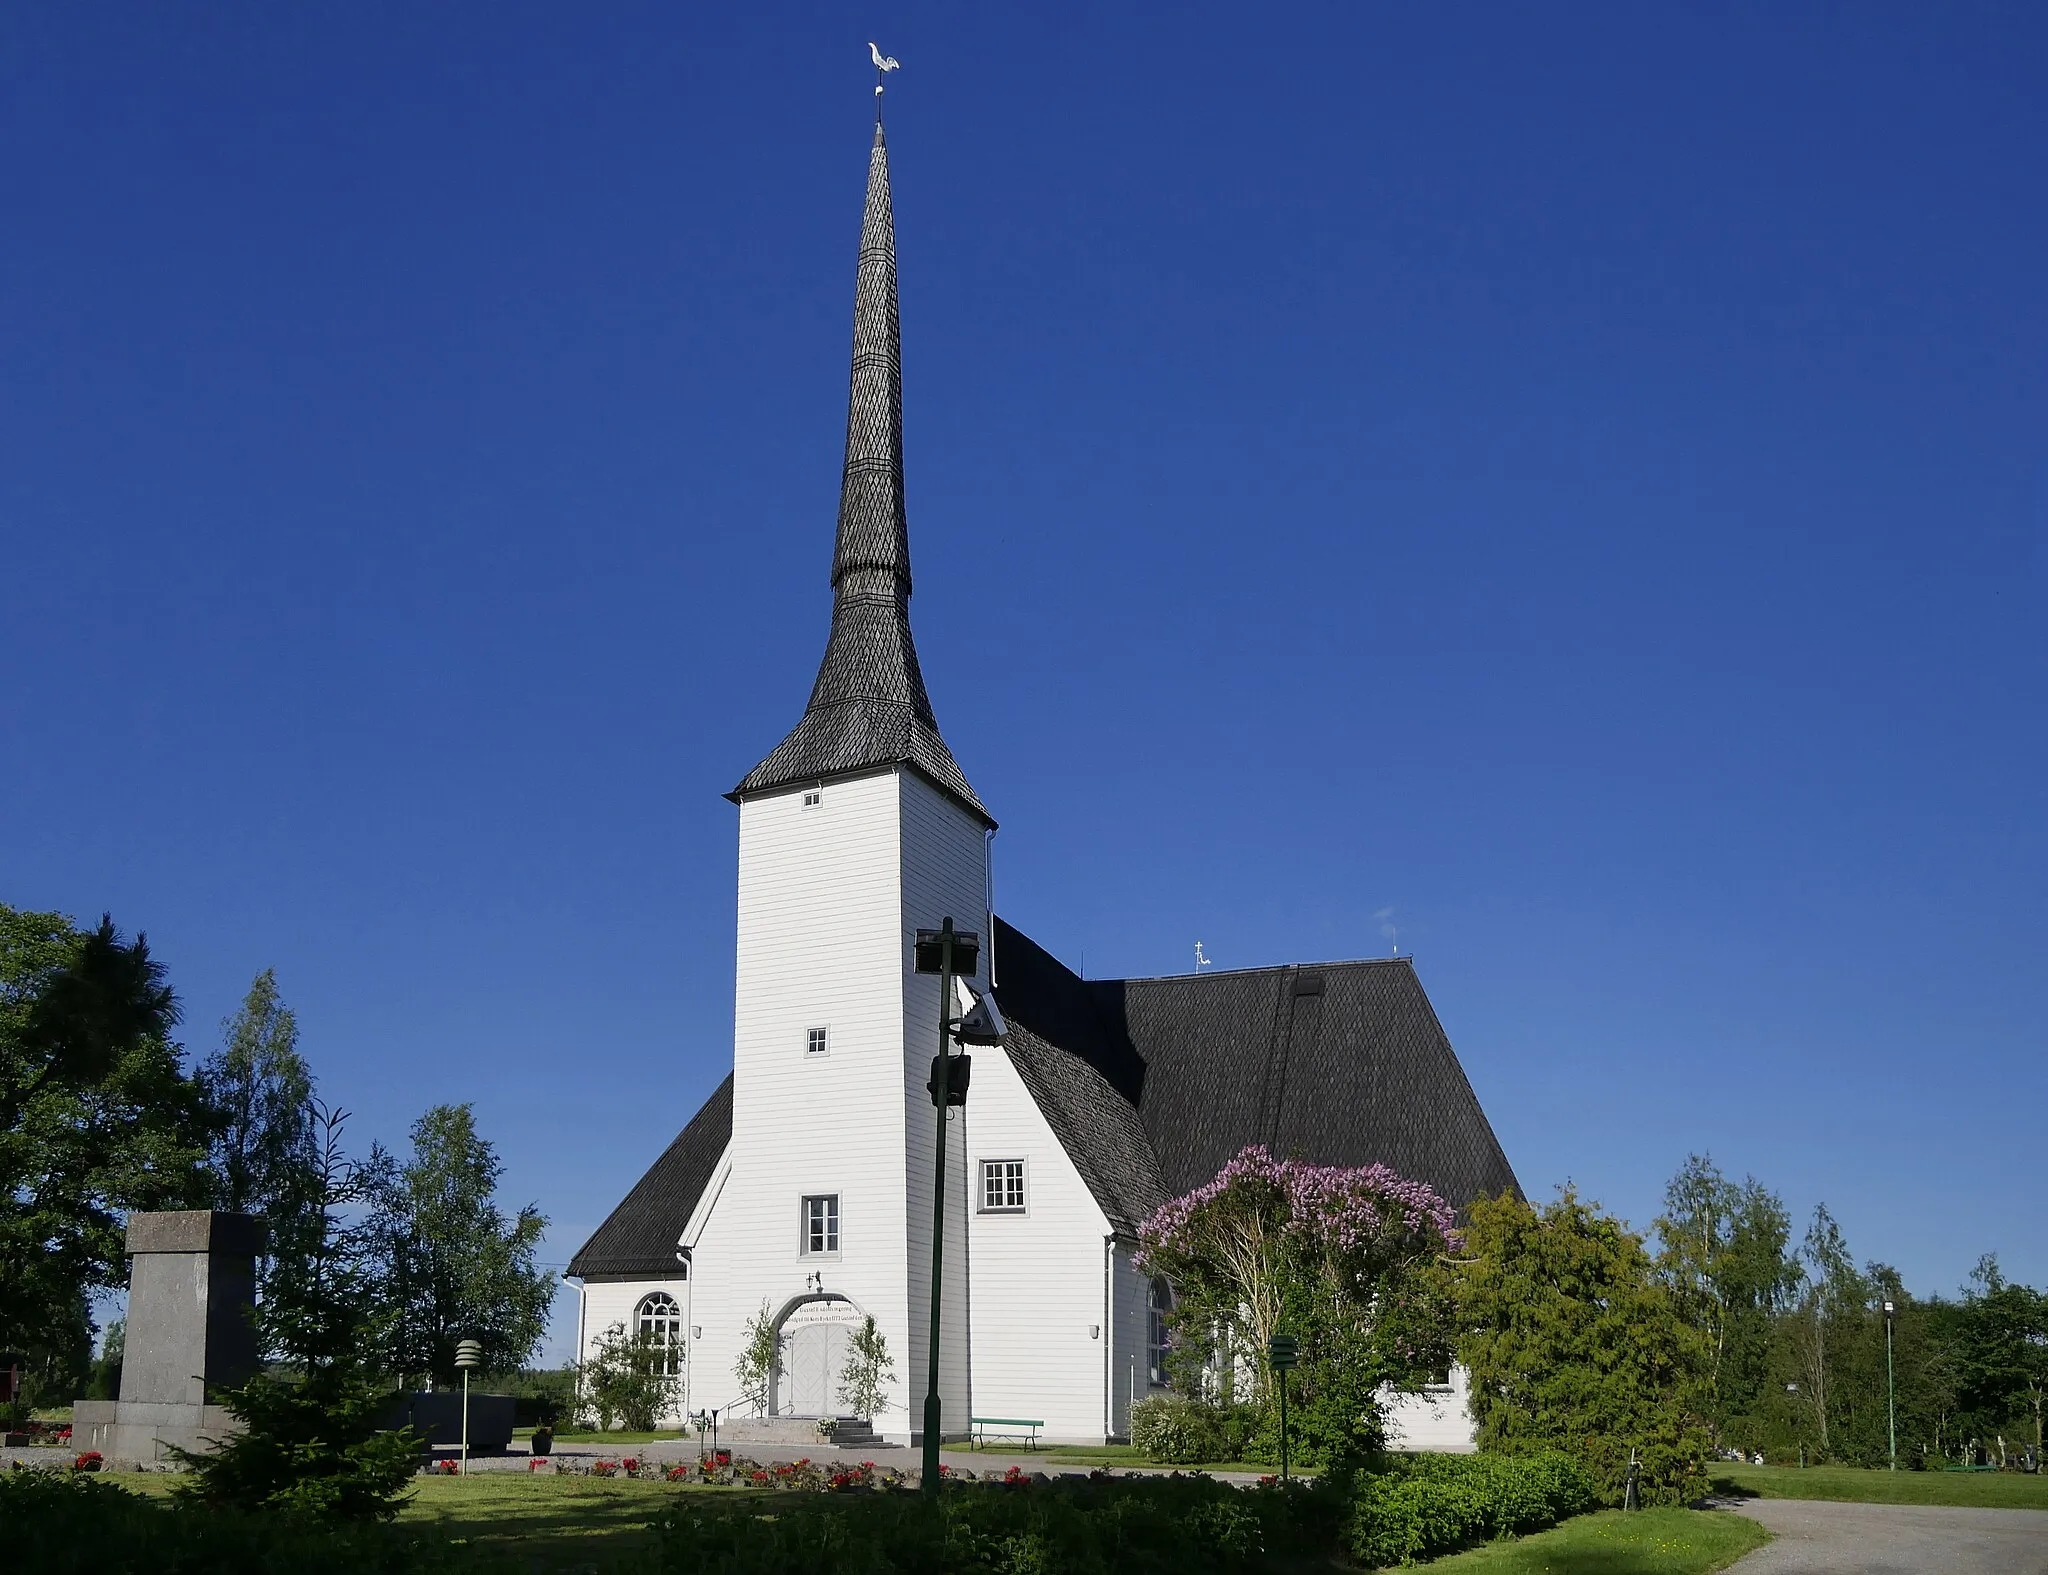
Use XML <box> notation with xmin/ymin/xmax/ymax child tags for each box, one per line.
<box><xmin>170</xmin><ymin>1358</ymin><xmax>421</xmax><ymax>1521</ymax></box>
<box><xmin>652</xmin><ymin>1473</ymin><xmax>1340</xmax><ymax>1574</ymax></box>
<box><xmin>1131</xmin><ymin>1395</ymin><xmax>1234</xmax><ymax>1463</ymax></box>
<box><xmin>1347</xmin><ymin>1451</ymin><xmax>1595</xmax><ymax>1567</ymax></box>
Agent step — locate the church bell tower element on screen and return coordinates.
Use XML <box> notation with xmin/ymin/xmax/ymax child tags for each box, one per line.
<box><xmin>702</xmin><ymin>113</ymin><xmax>991</xmax><ymax>1444</ymax></box>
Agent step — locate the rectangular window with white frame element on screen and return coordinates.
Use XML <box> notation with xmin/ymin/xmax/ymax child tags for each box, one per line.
<box><xmin>801</xmin><ymin>1193</ymin><xmax>839</xmax><ymax>1255</ymax></box>
<box><xmin>979</xmin><ymin>1159</ymin><xmax>1027</xmax><ymax>1214</ymax></box>
<box><xmin>805</xmin><ymin>1026</ymin><xmax>829</xmax><ymax>1057</ymax></box>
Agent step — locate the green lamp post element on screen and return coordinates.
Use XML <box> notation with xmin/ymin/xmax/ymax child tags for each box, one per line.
<box><xmin>911</xmin><ymin>919</ymin><xmax>1006</xmax><ymax>1496</ymax></box>
<box><xmin>1268</xmin><ymin>1333</ymin><xmax>1300</xmax><ymax>1482</ymax></box>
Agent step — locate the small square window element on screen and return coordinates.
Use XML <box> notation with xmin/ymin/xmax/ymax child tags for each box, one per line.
<box><xmin>979</xmin><ymin>1159</ymin><xmax>1027</xmax><ymax>1213</ymax></box>
<box><xmin>802</xmin><ymin>789</ymin><xmax>822</xmax><ymax>809</ymax></box>
<box><xmin>806</xmin><ymin>1026</ymin><xmax>829</xmax><ymax>1057</ymax></box>
<box><xmin>801</xmin><ymin>1194</ymin><xmax>839</xmax><ymax>1255</ymax></box>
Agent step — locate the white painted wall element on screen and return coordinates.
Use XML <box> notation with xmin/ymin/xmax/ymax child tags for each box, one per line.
<box><xmin>896</xmin><ymin>770</ymin><xmax>987</xmax><ymax>1440</ymax></box>
<box><xmin>960</xmin><ymin>1041</ymin><xmax>1117</xmax><ymax>1443</ymax></box>
<box><xmin>684</xmin><ymin>767</ymin><xmax>987</xmax><ymax>1445</ymax></box>
<box><xmin>1381</xmin><ymin>1366</ymin><xmax>1479</xmax><ymax>1453</ymax></box>
<box><xmin>576</xmin><ymin>1274</ymin><xmax>692</xmax><ymax>1425</ymax></box>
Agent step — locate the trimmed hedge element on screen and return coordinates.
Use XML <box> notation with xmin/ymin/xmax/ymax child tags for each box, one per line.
<box><xmin>1349</xmin><ymin>1451</ymin><xmax>1596</xmax><ymax>1567</ymax></box>
<box><xmin>652</xmin><ymin>1473</ymin><xmax>1339</xmax><ymax>1574</ymax></box>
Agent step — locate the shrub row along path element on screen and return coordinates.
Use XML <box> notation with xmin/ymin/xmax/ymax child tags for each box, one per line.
<box><xmin>2</xmin><ymin>1437</ymin><xmax>1278</xmax><ymax>1483</ymax></box>
<box><xmin>1729</xmin><ymin>1498</ymin><xmax>2048</xmax><ymax>1574</ymax></box>
<box><xmin>530</xmin><ymin>1439</ymin><xmax>1278</xmax><ymax>1482</ymax></box>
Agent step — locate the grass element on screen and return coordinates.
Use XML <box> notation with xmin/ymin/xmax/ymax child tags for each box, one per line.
<box><xmin>116</xmin><ymin>1472</ymin><xmax>732</xmax><ymax>1570</ymax></box>
<box><xmin>1714</xmin><ymin>1461</ymin><xmax>2048</xmax><ymax>1511</ymax></box>
<box><xmin>108</xmin><ymin>1475</ymin><xmax>1778</xmax><ymax>1574</ymax></box>
<box><xmin>1417</xmin><ymin>1509</ymin><xmax>1768</xmax><ymax>1573</ymax></box>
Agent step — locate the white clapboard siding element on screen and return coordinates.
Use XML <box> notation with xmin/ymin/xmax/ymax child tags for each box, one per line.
<box><xmin>897</xmin><ymin>771</ymin><xmax>987</xmax><ymax>1439</ymax></box>
<box><xmin>577</xmin><ymin>1276</ymin><xmax>692</xmax><ymax>1425</ymax></box>
<box><xmin>961</xmin><ymin>1041</ymin><xmax>1117</xmax><ymax>1442</ymax></box>
<box><xmin>679</xmin><ymin>768</ymin><xmax>989</xmax><ymax>1444</ymax></box>
<box><xmin>1380</xmin><ymin>1365</ymin><xmax>1479</xmax><ymax>1452</ymax></box>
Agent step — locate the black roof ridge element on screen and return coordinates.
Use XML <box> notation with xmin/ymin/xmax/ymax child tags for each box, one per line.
<box><xmin>1110</xmin><ymin>955</ymin><xmax>1418</xmax><ymax>986</ymax></box>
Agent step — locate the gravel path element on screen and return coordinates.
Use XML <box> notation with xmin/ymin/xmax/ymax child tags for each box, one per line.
<box><xmin>1730</xmin><ymin>1497</ymin><xmax>2048</xmax><ymax>1574</ymax></box>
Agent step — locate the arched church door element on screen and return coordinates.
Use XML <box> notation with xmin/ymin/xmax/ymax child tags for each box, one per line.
<box><xmin>775</xmin><ymin>1297</ymin><xmax>859</xmax><ymax>1417</ymax></box>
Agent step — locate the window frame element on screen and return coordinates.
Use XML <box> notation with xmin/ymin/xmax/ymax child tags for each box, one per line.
<box><xmin>977</xmin><ymin>1157</ymin><xmax>1028</xmax><ymax>1215</ymax></box>
<box><xmin>1146</xmin><ymin>1278</ymin><xmax>1173</xmax><ymax>1389</ymax></box>
<box><xmin>800</xmin><ymin>1192</ymin><xmax>841</xmax><ymax>1256</ymax></box>
<box><xmin>801</xmin><ymin>788</ymin><xmax>823</xmax><ymax>809</ymax></box>
<box><xmin>635</xmin><ymin>1291</ymin><xmax>685</xmax><ymax>1378</ymax></box>
<box><xmin>805</xmin><ymin>1025</ymin><xmax>830</xmax><ymax>1058</ymax></box>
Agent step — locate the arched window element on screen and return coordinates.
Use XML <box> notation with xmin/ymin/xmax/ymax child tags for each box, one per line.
<box><xmin>636</xmin><ymin>1291</ymin><xmax>684</xmax><ymax>1376</ymax></box>
<box><xmin>1146</xmin><ymin>1279</ymin><xmax>1173</xmax><ymax>1389</ymax></box>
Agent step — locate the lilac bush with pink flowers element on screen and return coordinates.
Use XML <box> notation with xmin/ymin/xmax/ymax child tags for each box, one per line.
<box><xmin>1135</xmin><ymin>1145</ymin><xmax>1461</xmax><ymax>1465</ymax></box>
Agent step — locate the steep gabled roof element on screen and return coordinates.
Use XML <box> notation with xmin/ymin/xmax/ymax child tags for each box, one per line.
<box><xmin>567</xmin><ymin>1073</ymin><xmax>731</xmax><ymax>1279</ymax></box>
<box><xmin>1003</xmin><ymin>1022</ymin><xmax>1168</xmax><ymax>1234</ymax></box>
<box><xmin>572</xmin><ymin>926</ymin><xmax>1519</xmax><ymax>1280</ymax></box>
<box><xmin>991</xmin><ymin>917</ymin><xmax>1520</xmax><ymax>1232</ymax></box>
<box><xmin>731</xmin><ymin>120</ymin><xmax>989</xmax><ymax>824</ymax></box>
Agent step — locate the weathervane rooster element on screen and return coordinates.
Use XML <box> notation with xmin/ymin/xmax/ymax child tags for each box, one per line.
<box><xmin>869</xmin><ymin>40</ymin><xmax>900</xmax><ymax>98</ymax></box>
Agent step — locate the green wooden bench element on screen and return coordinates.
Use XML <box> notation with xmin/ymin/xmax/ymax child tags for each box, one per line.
<box><xmin>970</xmin><ymin>1416</ymin><xmax>1044</xmax><ymax>1449</ymax></box>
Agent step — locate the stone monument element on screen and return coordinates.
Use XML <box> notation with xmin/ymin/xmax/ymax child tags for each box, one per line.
<box><xmin>72</xmin><ymin>1210</ymin><xmax>263</xmax><ymax>1463</ymax></box>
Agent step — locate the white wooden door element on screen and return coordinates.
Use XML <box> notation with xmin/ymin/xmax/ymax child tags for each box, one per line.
<box><xmin>779</xmin><ymin>1306</ymin><xmax>856</xmax><ymax>1416</ymax></box>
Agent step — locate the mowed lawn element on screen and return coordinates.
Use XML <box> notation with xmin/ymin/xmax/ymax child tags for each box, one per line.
<box><xmin>107</xmin><ymin>1474</ymin><xmax>1779</xmax><ymax>1574</ymax></box>
<box><xmin>1715</xmin><ymin>1462</ymin><xmax>2048</xmax><ymax>1511</ymax></box>
<box><xmin>1420</xmin><ymin>1509</ymin><xmax>1768</xmax><ymax>1574</ymax></box>
<box><xmin>119</xmin><ymin>1472</ymin><xmax>707</xmax><ymax>1569</ymax></box>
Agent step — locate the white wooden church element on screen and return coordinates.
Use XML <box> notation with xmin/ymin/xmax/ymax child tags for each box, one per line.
<box><xmin>568</xmin><ymin>110</ymin><xmax>1519</xmax><ymax>1448</ymax></box>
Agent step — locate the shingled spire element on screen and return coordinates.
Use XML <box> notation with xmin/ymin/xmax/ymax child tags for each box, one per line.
<box><xmin>732</xmin><ymin>121</ymin><xmax>990</xmax><ymax>824</ymax></box>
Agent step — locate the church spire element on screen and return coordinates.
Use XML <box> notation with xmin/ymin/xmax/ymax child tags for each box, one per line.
<box><xmin>731</xmin><ymin>120</ymin><xmax>990</xmax><ymax>824</ymax></box>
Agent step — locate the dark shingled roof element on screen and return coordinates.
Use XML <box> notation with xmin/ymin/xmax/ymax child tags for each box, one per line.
<box><xmin>990</xmin><ymin>916</ymin><xmax>1521</xmax><ymax>1232</ymax></box>
<box><xmin>731</xmin><ymin>121</ymin><xmax>989</xmax><ymax>825</ymax></box>
<box><xmin>569</xmin><ymin>921</ymin><xmax>1520</xmax><ymax>1274</ymax></box>
<box><xmin>567</xmin><ymin>1073</ymin><xmax>732</xmax><ymax>1279</ymax></box>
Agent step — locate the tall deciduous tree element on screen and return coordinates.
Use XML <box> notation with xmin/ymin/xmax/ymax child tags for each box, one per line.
<box><xmin>197</xmin><ymin>970</ymin><xmax>325</xmax><ymax>1358</ymax></box>
<box><xmin>1456</xmin><ymin>1188</ymin><xmax>1710</xmax><ymax>1506</ymax></box>
<box><xmin>199</xmin><ymin>970</ymin><xmax>317</xmax><ymax>1218</ymax></box>
<box><xmin>1653</xmin><ymin>1154</ymin><xmax>1798</xmax><ymax>1442</ymax></box>
<box><xmin>367</xmin><ymin>1103</ymin><xmax>553</xmax><ymax>1387</ymax></box>
<box><xmin>0</xmin><ymin>907</ymin><xmax>210</xmax><ymax>1373</ymax></box>
<box><xmin>1786</xmin><ymin>1203</ymin><xmax>1866</xmax><ymax>1457</ymax></box>
<box><xmin>1960</xmin><ymin>1256</ymin><xmax>2048</xmax><ymax>1467</ymax></box>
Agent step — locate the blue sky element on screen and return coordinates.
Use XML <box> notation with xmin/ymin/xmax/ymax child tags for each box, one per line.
<box><xmin>4</xmin><ymin>3</ymin><xmax>2042</xmax><ymax>1360</ymax></box>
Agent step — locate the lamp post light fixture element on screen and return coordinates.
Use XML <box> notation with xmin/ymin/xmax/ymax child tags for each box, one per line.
<box><xmin>1883</xmin><ymin>1300</ymin><xmax>1898</xmax><ymax>1472</ymax></box>
<box><xmin>911</xmin><ymin>918</ymin><xmax>1005</xmax><ymax>1495</ymax></box>
<box><xmin>1268</xmin><ymin>1334</ymin><xmax>1300</xmax><ymax>1482</ymax></box>
<box><xmin>454</xmin><ymin>1338</ymin><xmax>483</xmax><ymax>1474</ymax></box>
